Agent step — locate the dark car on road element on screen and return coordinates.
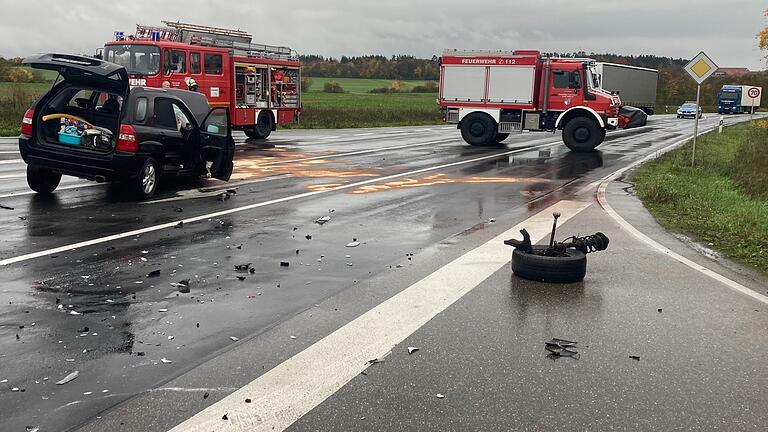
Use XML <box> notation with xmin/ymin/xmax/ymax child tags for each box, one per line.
<box><xmin>19</xmin><ymin>53</ymin><xmax>235</xmax><ymax>199</ymax></box>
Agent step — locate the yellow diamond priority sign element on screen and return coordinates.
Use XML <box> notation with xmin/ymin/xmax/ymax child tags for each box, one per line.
<box><xmin>684</xmin><ymin>51</ymin><xmax>718</xmax><ymax>84</ymax></box>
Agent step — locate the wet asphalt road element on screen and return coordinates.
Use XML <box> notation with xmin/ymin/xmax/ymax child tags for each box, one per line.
<box><xmin>0</xmin><ymin>115</ymin><xmax>758</xmax><ymax>431</ymax></box>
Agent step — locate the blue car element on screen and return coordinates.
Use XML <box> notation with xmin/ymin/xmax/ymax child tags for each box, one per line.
<box><xmin>677</xmin><ymin>102</ymin><xmax>702</xmax><ymax>119</ymax></box>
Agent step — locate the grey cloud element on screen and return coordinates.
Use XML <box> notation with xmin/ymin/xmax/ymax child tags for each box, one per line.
<box><xmin>0</xmin><ymin>0</ymin><xmax>765</xmax><ymax>69</ymax></box>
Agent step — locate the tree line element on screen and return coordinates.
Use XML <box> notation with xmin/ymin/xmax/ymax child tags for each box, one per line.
<box><xmin>0</xmin><ymin>57</ymin><xmax>47</xmax><ymax>83</ymax></box>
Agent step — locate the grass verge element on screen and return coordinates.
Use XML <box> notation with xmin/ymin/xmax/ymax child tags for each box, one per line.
<box><xmin>633</xmin><ymin>121</ymin><xmax>768</xmax><ymax>273</ymax></box>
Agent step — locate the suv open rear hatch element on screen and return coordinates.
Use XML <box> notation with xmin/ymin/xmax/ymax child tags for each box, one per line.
<box><xmin>23</xmin><ymin>53</ymin><xmax>129</xmax><ymax>93</ymax></box>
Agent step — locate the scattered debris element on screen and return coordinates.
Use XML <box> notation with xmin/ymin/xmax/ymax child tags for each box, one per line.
<box><xmin>160</xmin><ymin>358</ymin><xmax>173</xmax><ymax>364</ymax></box>
<box><xmin>245</xmin><ymin>398</ymin><xmax>252</xmax><ymax>403</ymax></box>
<box><xmin>146</xmin><ymin>270</ymin><xmax>161</xmax><ymax>278</ymax></box>
<box><xmin>236</xmin><ymin>276</ymin><xmax>246</xmax><ymax>281</ymax></box>
<box><xmin>158</xmin><ymin>308</ymin><xmax>168</xmax><ymax>313</ymax></box>
<box><xmin>172</xmin><ymin>279</ymin><xmax>191</xmax><ymax>293</ymax></box>
<box><xmin>407</xmin><ymin>347</ymin><xmax>420</xmax><ymax>355</ymax></box>
<box><xmin>305</xmin><ymin>234</ymin><xmax>312</xmax><ymax>240</ymax></box>
<box><xmin>248</xmin><ymin>267</ymin><xmax>255</xmax><ymax>274</ymax></box>
<box><xmin>173</xmin><ymin>207</ymin><xmax>183</xmax><ymax>213</ymax></box>
<box><xmin>218</xmin><ymin>192</ymin><xmax>230</xmax><ymax>201</ymax></box>
<box><xmin>346</xmin><ymin>241</ymin><xmax>361</xmax><ymax>248</ymax></box>
<box><xmin>226</xmin><ymin>188</ymin><xmax>237</xmax><ymax>195</ymax></box>
<box><xmin>436</xmin><ymin>393</ymin><xmax>445</xmax><ymax>399</ymax></box>
<box><xmin>55</xmin><ymin>371</ymin><xmax>79</xmax><ymax>385</ymax></box>
<box><xmin>315</xmin><ymin>216</ymin><xmax>331</xmax><ymax>225</ymax></box>
<box><xmin>629</xmin><ymin>355</ymin><xmax>641</xmax><ymax>361</ymax></box>
<box><xmin>175</xmin><ymin>221</ymin><xmax>184</xmax><ymax>228</ymax></box>
<box><xmin>367</xmin><ymin>358</ymin><xmax>384</xmax><ymax>364</ymax></box>
<box><xmin>657</xmin><ymin>308</ymin><xmax>663</xmax><ymax>313</ymax></box>
<box><xmin>69</xmin><ymin>310</ymin><xmax>82</xmax><ymax>316</ymax></box>
<box><xmin>168</xmin><ymin>336</ymin><xmax>175</xmax><ymax>340</ymax></box>
<box><xmin>544</xmin><ymin>338</ymin><xmax>580</xmax><ymax>360</ymax></box>
<box><xmin>236</xmin><ymin>244</ymin><xmax>243</xmax><ymax>249</ymax></box>
<box><xmin>290</xmin><ymin>335</ymin><xmax>297</xmax><ymax>339</ymax></box>
<box><xmin>25</xmin><ymin>426</ymin><xmax>39</xmax><ymax>432</ymax></box>
<box><xmin>234</xmin><ymin>263</ymin><xmax>252</xmax><ymax>272</ymax></box>
<box><xmin>77</xmin><ymin>327</ymin><xmax>89</xmax><ymax>333</ymax></box>
<box><xmin>280</xmin><ymin>261</ymin><xmax>290</xmax><ymax>267</ymax></box>
<box><xmin>18</xmin><ymin>216</ymin><xmax>27</xmax><ymax>221</ymax></box>
<box><xmin>222</xmin><ymin>413</ymin><xmax>229</xmax><ymax>420</ymax></box>
<box><xmin>488</xmin><ymin>217</ymin><xmax>496</xmax><ymax>223</ymax></box>
<box><xmin>0</xmin><ymin>204</ymin><xmax>14</xmax><ymax>210</ymax></box>
<box><xmin>203</xmin><ymin>392</ymin><xmax>209</xmax><ymax>399</ymax></box>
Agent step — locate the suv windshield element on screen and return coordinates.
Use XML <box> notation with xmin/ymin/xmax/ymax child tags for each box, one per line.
<box><xmin>104</xmin><ymin>44</ymin><xmax>160</xmax><ymax>76</ymax></box>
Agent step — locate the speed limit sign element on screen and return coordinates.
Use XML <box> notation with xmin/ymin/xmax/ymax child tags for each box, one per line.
<box><xmin>748</xmin><ymin>87</ymin><xmax>760</xmax><ymax>98</ymax></box>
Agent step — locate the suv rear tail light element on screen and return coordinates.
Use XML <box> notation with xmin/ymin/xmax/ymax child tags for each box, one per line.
<box><xmin>20</xmin><ymin>108</ymin><xmax>34</xmax><ymax>136</ymax></box>
<box><xmin>116</xmin><ymin>124</ymin><xmax>138</xmax><ymax>152</ymax></box>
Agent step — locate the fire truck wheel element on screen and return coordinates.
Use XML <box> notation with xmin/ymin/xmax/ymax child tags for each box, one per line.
<box><xmin>460</xmin><ymin>113</ymin><xmax>497</xmax><ymax>146</ymax></box>
<box><xmin>511</xmin><ymin>246</ymin><xmax>587</xmax><ymax>283</ymax></box>
<box><xmin>493</xmin><ymin>133</ymin><xmax>510</xmax><ymax>144</ymax></box>
<box><xmin>562</xmin><ymin>117</ymin><xmax>602</xmax><ymax>152</ymax></box>
<box><xmin>27</xmin><ymin>165</ymin><xmax>62</xmax><ymax>194</ymax></box>
<box><xmin>245</xmin><ymin>112</ymin><xmax>274</xmax><ymax>139</ymax></box>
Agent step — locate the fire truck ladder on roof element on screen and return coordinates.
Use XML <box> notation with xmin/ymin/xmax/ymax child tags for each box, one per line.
<box><xmin>161</xmin><ymin>21</ymin><xmax>251</xmax><ymax>40</ymax></box>
<box><xmin>188</xmin><ymin>36</ymin><xmax>298</xmax><ymax>61</ymax></box>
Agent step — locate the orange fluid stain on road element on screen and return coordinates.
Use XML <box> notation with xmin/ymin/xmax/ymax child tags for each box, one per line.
<box><xmin>230</xmin><ymin>151</ymin><xmax>378</xmax><ymax>181</ymax></box>
<box><xmin>307</xmin><ymin>173</ymin><xmax>551</xmax><ymax>194</ymax></box>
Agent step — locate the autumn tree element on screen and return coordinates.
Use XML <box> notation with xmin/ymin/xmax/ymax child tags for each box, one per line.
<box><xmin>758</xmin><ymin>8</ymin><xmax>768</xmax><ymax>56</ymax></box>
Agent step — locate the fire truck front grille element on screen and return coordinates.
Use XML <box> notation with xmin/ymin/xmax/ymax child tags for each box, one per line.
<box><xmin>498</xmin><ymin>122</ymin><xmax>521</xmax><ymax>133</ymax></box>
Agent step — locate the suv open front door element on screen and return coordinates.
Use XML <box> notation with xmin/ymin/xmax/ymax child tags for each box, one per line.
<box><xmin>199</xmin><ymin>107</ymin><xmax>235</xmax><ymax>181</ymax></box>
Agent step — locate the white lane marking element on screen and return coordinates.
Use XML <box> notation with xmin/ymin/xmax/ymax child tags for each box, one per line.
<box><xmin>0</xmin><ymin>151</ymin><xmax>20</xmax><ymax>154</ymax></box>
<box><xmin>167</xmin><ymin>199</ymin><xmax>592</xmax><ymax>432</ymax></box>
<box><xmin>353</xmin><ymin>132</ymin><xmax>375</xmax><ymax>137</ymax></box>
<box><xmin>316</xmin><ymin>136</ymin><xmax>341</xmax><ymax>140</ymax></box>
<box><xmin>597</xmin><ymin>123</ymin><xmax>768</xmax><ymax>306</ymax></box>
<box><xmin>0</xmin><ymin>174</ymin><xmax>25</xmax><ymax>179</ymax></box>
<box><xmin>0</xmin><ymin>159</ymin><xmax>22</xmax><ymax>164</ymax></box>
<box><xmin>0</xmin><ymin>140</ymin><xmax>560</xmax><ymax>266</ymax></box>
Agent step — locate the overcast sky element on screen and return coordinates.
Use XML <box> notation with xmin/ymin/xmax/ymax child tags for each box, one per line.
<box><xmin>1</xmin><ymin>1</ymin><xmax>765</xmax><ymax>69</ymax></box>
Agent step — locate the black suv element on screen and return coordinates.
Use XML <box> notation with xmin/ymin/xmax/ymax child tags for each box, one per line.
<box><xmin>19</xmin><ymin>53</ymin><xmax>235</xmax><ymax>199</ymax></box>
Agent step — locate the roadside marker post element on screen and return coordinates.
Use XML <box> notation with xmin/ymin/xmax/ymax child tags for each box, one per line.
<box><xmin>719</xmin><ymin>116</ymin><xmax>723</xmax><ymax>133</ymax></box>
<box><xmin>683</xmin><ymin>51</ymin><xmax>718</xmax><ymax>166</ymax></box>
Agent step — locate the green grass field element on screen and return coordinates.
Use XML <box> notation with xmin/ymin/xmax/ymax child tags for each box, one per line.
<box><xmin>304</xmin><ymin>77</ymin><xmax>432</xmax><ymax>93</ymax></box>
<box><xmin>0</xmin><ymin>79</ymin><xmax>441</xmax><ymax>135</ymax></box>
<box><xmin>289</xmin><ymin>91</ymin><xmax>440</xmax><ymax>129</ymax></box>
<box><xmin>634</xmin><ymin>122</ymin><xmax>768</xmax><ymax>273</ymax></box>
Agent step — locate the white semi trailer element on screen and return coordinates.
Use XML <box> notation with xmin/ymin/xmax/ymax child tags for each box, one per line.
<box><xmin>594</xmin><ymin>63</ymin><xmax>658</xmax><ymax>115</ymax></box>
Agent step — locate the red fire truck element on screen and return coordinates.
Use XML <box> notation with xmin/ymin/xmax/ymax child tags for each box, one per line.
<box><xmin>439</xmin><ymin>50</ymin><xmax>623</xmax><ymax>151</ymax></box>
<box><xmin>101</xmin><ymin>21</ymin><xmax>301</xmax><ymax>139</ymax></box>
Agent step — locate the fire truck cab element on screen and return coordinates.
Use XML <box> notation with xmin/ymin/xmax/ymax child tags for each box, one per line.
<box><xmin>103</xmin><ymin>21</ymin><xmax>301</xmax><ymax>140</ymax></box>
<box><xmin>439</xmin><ymin>50</ymin><xmax>622</xmax><ymax>151</ymax></box>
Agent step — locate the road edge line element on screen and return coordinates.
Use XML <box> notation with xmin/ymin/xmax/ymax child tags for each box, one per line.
<box><xmin>596</xmin><ymin>123</ymin><xmax>768</xmax><ymax>306</ymax></box>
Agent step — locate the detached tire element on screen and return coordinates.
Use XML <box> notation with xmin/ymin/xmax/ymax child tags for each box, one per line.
<box><xmin>27</xmin><ymin>165</ymin><xmax>62</xmax><ymax>194</ymax></box>
<box><xmin>562</xmin><ymin>117</ymin><xmax>602</xmax><ymax>152</ymax></box>
<box><xmin>511</xmin><ymin>246</ymin><xmax>587</xmax><ymax>283</ymax></box>
<box><xmin>130</xmin><ymin>157</ymin><xmax>159</xmax><ymax>200</ymax></box>
<box><xmin>245</xmin><ymin>112</ymin><xmax>274</xmax><ymax>139</ymax></box>
<box><xmin>460</xmin><ymin>113</ymin><xmax>497</xmax><ymax>146</ymax></box>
